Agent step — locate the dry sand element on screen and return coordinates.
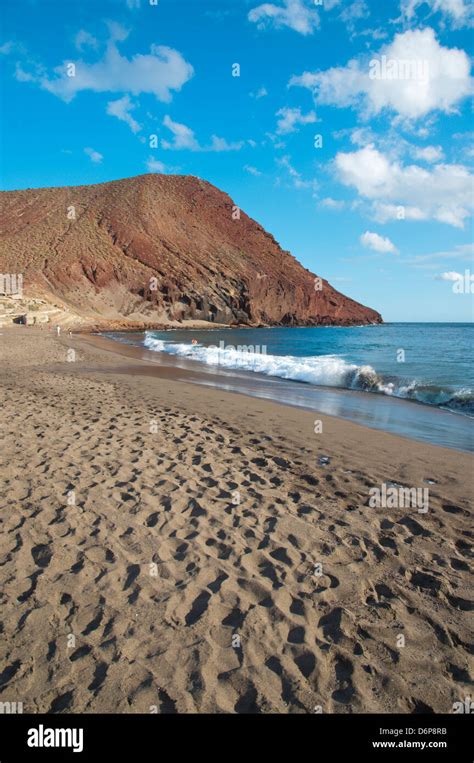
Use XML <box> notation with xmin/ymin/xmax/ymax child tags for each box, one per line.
<box><xmin>0</xmin><ymin>327</ymin><xmax>472</xmax><ymax>714</ymax></box>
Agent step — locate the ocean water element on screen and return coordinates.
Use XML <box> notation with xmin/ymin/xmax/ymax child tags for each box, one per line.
<box><xmin>103</xmin><ymin>323</ymin><xmax>474</xmax><ymax>451</ymax></box>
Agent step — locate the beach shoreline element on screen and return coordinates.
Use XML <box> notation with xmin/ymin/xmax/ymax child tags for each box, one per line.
<box><xmin>1</xmin><ymin>326</ymin><xmax>472</xmax><ymax>714</ymax></box>
<box><xmin>83</xmin><ymin>330</ymin><xmax>474</xmax><ymax>454</ymax></box>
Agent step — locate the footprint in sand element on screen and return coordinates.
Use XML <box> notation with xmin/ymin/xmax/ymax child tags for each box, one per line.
<box><xmin>31</xmin><ymin>544</ymin><xmax>52</xmax><ymax>568</ymax></box>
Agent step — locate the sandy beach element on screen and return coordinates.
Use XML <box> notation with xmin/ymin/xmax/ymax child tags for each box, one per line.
<box><xmin>0</xmin><ymin>326</ymin><xmax>472</xmax><ymax>714</ymax></box>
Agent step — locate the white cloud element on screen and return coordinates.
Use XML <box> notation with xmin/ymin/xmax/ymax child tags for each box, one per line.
<box><xmin>0</xmin><ymin>41</ymin><xmax>13</xmax><ymax>55</ymax></box>
<box><xmin>250</xmin><ymin>86</ymin><xmax>268</xmax><ymax>99</ymax></box>
<box><xmin>277</xmin><ymin>155</ymin><xmax>318</xmax><ymax>191</ymax></box>
<box><xmin>15</xmin><ymin>64</ymin><xmax>36</xmax><ymax>82</ymax></box>
<box><xmin>146</xmin><ymin>157</ymin><xmax>166</xmax><ymax>173</ymax></box>
<box><xmin>401</xmin><ymin>0</ymin><xmax>473</xmax><ymax>27</ymax></box>
<box><xmin>319</xmin><ymin>197</ymin><xmax>346</xmax><ymax>210</ymax></box>
<box><xmin>335</xmin><ymin>144</ymin><xmax>473</xmax><ymax>228</ymax></box>
<box><xmin>106</xmin><ymin>21</ymin><xmax>130</xmax><ymax>43</ymax></box>
<box><xmin>74</xmin><ymin>30</ymin><xmax>99</xmax><ymax>51</ymax></box>
<box><xmin>275</xmin><ymin>106</ymin><xmax>317</xmax><ymax>134</ymax></box>
<box><xmin>84</xmin><ymin>147</ymin><xmax>103</xmax><ymax>163</ymax></box>
<box><xmin>106</xmin><ymin>94</ymin><xmax>141</xmax><ymax>133</ymax></box>
<box><xmin>339</xmin><ymin>0</ymin><xmax>370</xmax><ymax>34</ymax></box>
<box><xmin>277</xmin><ymin>155</ymin><xmax>300</xmax><ymax>178</ymax></box>
<box><xmin>248</xmin><ymin>0</ymin><xmax>320</xmax><ymax>35</ymax></box>
<box><xmin>244</xmin><ymin>165</ymin><xmax>262</xmax><ymax>176</ymax></box>
<box><xmin>31</xmin><ymin>27</ymin><xmax>193</xmax><ymax>103</ymax></box>
<box><xmin>265</xmin><ymin>131</ymin><xmax>286</xmax><ymax>149</ymax></box>
<box><xmin>336</xmin><ymin>145</ymin><xmax>394</xmax><ymax>198</ymax></box>
<box><xmin>162</xmin><ymin>115</ymin><xmax>200</xmax><ymax>150</ymax></box>
<box><xmin>337</xmin><ymin>126</ymin><xmax>445</xmax><ymax>166</ymax></box>
<box><xmin>0</xmin><ymin>40</ymin><xmax>21</xmax><ymax>55</ymax></box>
<box><xmin>209</xmin><ymin>135</ymin><xmax>244</xmax><ymax>152</ymax></box>
<box><xmin>1</xmin><ymin>41</ymin><xmax>42</xmax><ymax>82</ymax></box>
<box><xmin>331</xmin><ymin>126</ymin><xmax>375</xmax><ymax>146</ymax></box>
<box><xmin>412</xmin><ymin>144</ymin><xmax>444</xmax><ymax>162</ymax></box>
<box><xmin>290</xmin><ymin>27</ymin><xmax>472</xmax><ymax>119</ymax></box>
<box><xmin>162</xmin><ymin>115</ymin><xmax>243</xmax><ymax>152</ymax></box>
<box><xmin>360</xmin><ymin>230</ymin><xmax>398</xmax><ymax>253</ymax></box>
<box><xmin>403</xmin><ymin>243</ymin><xmax>474</xmax><ymax>267</ymax></box>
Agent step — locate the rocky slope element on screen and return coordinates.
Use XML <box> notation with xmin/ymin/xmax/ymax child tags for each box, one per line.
<box><xmin>0</xmin><ymin>174</ymin><xmax>382</xmax><ymax>328</ymax></box>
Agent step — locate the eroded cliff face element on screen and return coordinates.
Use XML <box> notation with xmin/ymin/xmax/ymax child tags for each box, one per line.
<box><xmin>0</xmin><ymin>174</ymin><xmax>382</xmax><ymax>328</ymax></box>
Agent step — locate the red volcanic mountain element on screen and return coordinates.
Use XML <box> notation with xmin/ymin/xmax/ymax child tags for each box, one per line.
<box><xmin>0</xmin><ymin>174</ymin><xmax>382</xmax><ymax>328</ymax></box>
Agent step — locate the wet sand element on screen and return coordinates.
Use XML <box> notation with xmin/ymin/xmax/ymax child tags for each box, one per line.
<box><xmin>86</xmin><ymin>332</ymin><xmax>474</xmax><ymax>453</ymax></box>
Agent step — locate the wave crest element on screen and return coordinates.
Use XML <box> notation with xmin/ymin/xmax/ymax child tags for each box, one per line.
<box><xmin>143</xmin><ymin>333</ymin><xmax>473</xmax><ymax>416</ymax></box>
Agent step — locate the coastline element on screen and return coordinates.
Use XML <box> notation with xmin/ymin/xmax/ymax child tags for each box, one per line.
<box><xmin>1</xmin><ymin>326</ymin><xmax>472</xmax><ymax>713</ymax></box>
<box><xmin>86</xmin><ymin>331</ymin><xmax>473</xmax><ymax>453</ymax></box>
<box><xmin>61</xmin><ymin>318</ymin><xmax>384</xmax><ymax>334</ymax></box>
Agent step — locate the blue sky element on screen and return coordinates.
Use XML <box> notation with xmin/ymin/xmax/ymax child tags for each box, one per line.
<box><xmin>1</xmin><ymin>0</ymin><xmax>473</xmax><ymax>321</ymax></box>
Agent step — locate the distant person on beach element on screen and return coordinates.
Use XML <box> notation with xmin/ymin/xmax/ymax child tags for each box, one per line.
<box><xmin>56</xmin><ymin>325</ymin><xmax>61</xmax><ymax>336</ymax></box>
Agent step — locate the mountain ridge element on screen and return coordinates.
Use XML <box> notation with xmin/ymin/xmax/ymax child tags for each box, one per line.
<box><xmin>0</xmin><ymin>173</ymin><xmax>383</xmax><ymax>329</ymax></box>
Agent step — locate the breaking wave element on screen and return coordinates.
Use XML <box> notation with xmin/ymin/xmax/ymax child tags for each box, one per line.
<box><xmin>143</xmin><ymin>333</ymin><xmax>474</xmax><ymax>416</ymax></box>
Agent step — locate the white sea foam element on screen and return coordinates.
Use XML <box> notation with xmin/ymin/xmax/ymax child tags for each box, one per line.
<box><xmin>143</xmin><ymin>333</ymin><xmax>395</xmax><ymax>394</ymax></box>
